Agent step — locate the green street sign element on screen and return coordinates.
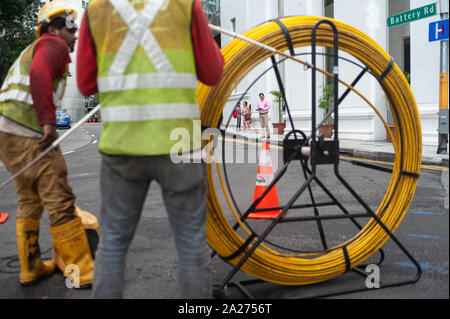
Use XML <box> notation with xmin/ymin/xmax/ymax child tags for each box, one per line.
<box><xmin>387</xmin><ymin>2</ymin><xmax>437</xmax><ymax>27</ymax></box>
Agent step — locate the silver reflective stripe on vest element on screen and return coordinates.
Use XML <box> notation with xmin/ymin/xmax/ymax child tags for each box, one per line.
<box><xmin>53</xmin><ymin>93</ymin><xmax>61</xmax><ymax>107</ymax></box>
<box><xmin>0</xmin><ymin>81</ymin><xmax>64</xmax><ymax>107</ymax></box>
<box><xmin>108</xmin><ymin>0</ymin><xmax>172</xmax><ymax>76</ymax></box>
<box><xmin>56</xmin><ymin>78</ymin><xmax>66</xmax><ymax>98</ymax></box>
<box><xmin>0</xmin><ymin>89</ymin><xmax>33</xmax><ymax>104</ymax></box>
<box><xmin>0</xmin><ymin>78</ymin><xmax>65</xmax><ymax>106</ymax></box>
<box><xmin>0</xmin><ymin>115</ymin><xmax>42</xmax><ymax>138</ymax></box>
<box><xmin>1</xmin><ymin>49</ymin><xmax>29</xmax><ymax>91</ymax></box>
<box><xmin>100</xmin><ymin>104</ymin><xmax>200</xmax><ymax>122</ymax></box>
<box><xmin>99</xmin><ymin>0</ymin><xmax>198</xmax><ymax>124</ymax></box>
<box><xmin>53</xmin><ymin>78</ymin><xmax>66</xmax><ymax>106</ymax></box>
<box><xmin>98</xmin><ymin>73</ymin><xmax>197</xmax><ymax>92</ymax></box>
<box><xmin>2</xmin><ymin>75</ymin><xmax>30</xmax><ymax>88</ymax></box>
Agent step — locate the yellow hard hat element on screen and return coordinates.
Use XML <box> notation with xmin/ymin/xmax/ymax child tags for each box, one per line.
<box><xmin>36</xmin><ymin>1</ymin><xmax>78</xmax><ymax>38</ymax></box>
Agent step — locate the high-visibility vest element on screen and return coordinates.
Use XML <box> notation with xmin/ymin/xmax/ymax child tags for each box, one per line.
<box><xmin>0</xmin><ymin>39</ymin><xmax>67</xmax><ymax>134</ymax></box>
<box><xmin>88</xmin><ymin>0</ymin><xmax>201</xmax><ymax>156</ymax></box>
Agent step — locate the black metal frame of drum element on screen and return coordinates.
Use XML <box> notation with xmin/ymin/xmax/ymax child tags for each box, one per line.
<box><xmin>198</xmin><ymin>17</ymin><xmax>422</xmax><ymax>299</ymax></box>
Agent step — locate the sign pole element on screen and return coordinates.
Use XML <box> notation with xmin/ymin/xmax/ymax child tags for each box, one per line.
<box><xmin>438</xmin><ymin>0</ymin><xmax>449</xmax><ymax>154</ymax></box>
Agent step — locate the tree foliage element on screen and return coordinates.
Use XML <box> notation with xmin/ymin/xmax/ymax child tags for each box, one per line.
<box><xmin>0</xmin><ymin>0</ymin><xmax>41</xmax><ymax>84</ymax></box>
<box><xmin>269</xmin><ymin>90</ymin><xmax>284</xmax><ymax>123</ymax></box>
<box><xmin>318</xmin><ymin>83</ymin><xmax>334</xmax><ymax>114</ymax></box>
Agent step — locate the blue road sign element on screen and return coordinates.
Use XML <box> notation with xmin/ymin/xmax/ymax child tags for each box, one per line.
<box><xmin>429</xmin><ymin>19</ymin><xmax>449</xmax><ymax>42</ymax></box>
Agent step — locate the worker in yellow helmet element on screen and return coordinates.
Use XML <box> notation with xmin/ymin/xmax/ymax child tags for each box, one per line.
<box><xmin>0</xmin><ymin>1</ymin><xmax>98</xmax><ymax>288</ymax></box>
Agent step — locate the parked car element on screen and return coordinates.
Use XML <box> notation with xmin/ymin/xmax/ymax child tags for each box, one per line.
<box><xmin>56</xmin><ymin>111</ymin><xmax>72</xmax><ymax>128</ymax></box>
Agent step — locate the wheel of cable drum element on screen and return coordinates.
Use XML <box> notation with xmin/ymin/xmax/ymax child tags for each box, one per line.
<box><xmin>197</xmin><ymin>16</ymin><xmax>421</xmax><ymax>286</ymax></box>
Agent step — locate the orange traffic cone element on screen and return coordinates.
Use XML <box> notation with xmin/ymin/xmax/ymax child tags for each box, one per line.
<box><xmin>248</xmin><ymin>141</ymin><xmax>282</xmax><ymax>219</ymax></box>
<box><xmin>0</xmin><ymin>210</ymin><xmax>8</xmax><ymax>224</ymax></box>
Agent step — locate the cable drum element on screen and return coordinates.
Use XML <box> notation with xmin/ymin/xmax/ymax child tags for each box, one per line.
<box><xmin>198</xmin><ymin>16</ymin><xmax>421</xmax><ymax>285</ymax></box>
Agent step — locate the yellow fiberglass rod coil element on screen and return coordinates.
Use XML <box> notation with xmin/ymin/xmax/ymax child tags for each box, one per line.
<box><xmin>197</xmin><ymin>16</ymin><xmax>422</xmax><ymax>286</ymax></box>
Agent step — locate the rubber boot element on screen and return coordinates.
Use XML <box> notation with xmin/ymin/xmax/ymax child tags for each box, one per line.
<box><xmin>50</xmin><ymin>216</ymin><xmax>95</xmax><ymax>288</ymax></box>
<box><xmin>16</xmin><ymin>219</ymin><xmax>56</xmax><ymax>286</ymax></box>
<box><xmin>74</xmin><ymin>205</ymin><xmax>100</xmax><ymax>238</ymax></box>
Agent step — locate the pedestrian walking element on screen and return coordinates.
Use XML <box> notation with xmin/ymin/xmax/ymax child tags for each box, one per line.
<box><xmin>242</xmin><ymin>101</ymin><xmax>251</xmax><ymax>132</ymax></box>
<box><xmin>0</xmin><ymin>1</ymin><xmax>96</xmax><ymax>288</ymax></box>
<box><xmin>257</xmin><ymin>93</ymin><xmax>271</xmax><ymax>138</ymax></box>
<box><xmin>235</xmin><ymin>102</ymin><xmax>242</xmax><ymax>131</ymax></box>
<box><xmin>76</xmin><ymin>0</ymin><xmax>224</xmax><ymax>298</ymax></box>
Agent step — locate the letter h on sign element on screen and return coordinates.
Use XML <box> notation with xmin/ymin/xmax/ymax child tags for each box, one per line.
<box><xmin>429</xmin><ymin>19</ymin><xmax>449</xmax><ymax>42</ymax></box>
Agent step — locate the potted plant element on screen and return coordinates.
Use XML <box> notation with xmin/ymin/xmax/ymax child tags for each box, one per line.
<box><xmin>318</xmin><ymin>83</ymin><xmax>334</xmax><ymax>138</ymax></box>
<box><xmin>269</xmin><ymin>90</ymin><xmax>286</xmax><ymax>134</ymax></box>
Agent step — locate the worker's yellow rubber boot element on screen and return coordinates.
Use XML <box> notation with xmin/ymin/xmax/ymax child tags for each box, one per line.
<box><xmin>74</xmin><ymin>205</ymin><xmax>100</xmax><ymax>239</ymax></box>
<box><xmin>16</xmin><ymin>219</ymin><xmax>56</xmax><ymax>286</ymax></box>
<box><xmin>50</xmin><ymin>216</ymin><xmax>94</xmax><ymax>288</ymax></box>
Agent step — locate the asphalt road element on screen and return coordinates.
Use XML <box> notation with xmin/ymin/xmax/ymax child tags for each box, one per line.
<box><xmin>0</xmin><ymin>123</ymin><xmax>448</xmax><ymax>300</ymax></box>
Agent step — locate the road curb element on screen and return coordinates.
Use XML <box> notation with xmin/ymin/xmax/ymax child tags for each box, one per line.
<box><xmin>339</xmin><ymin>147</ymin><xmax>449</xmax><ymax>168</ymax></box>
<box><xmin>222</xmin><ymin>131</ymin><xmax>449</xmax><ymax>168</ymax></box>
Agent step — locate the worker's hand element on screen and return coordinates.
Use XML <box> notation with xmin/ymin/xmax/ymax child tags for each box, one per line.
<box><xmin>38</xmin><ymin>124</ymin><xmax>58</xmax><ymax>151</ymax></box>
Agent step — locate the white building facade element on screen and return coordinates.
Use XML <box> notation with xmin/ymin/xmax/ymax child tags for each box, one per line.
<box><xmin>220</xmin><ymin>0</ymin><xmax>447</xmax><ymax>146</ymax></box>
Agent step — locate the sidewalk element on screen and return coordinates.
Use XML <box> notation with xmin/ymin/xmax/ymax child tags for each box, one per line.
<box><xmin>223</xmin><ymin>127</ymin><xmax>449</xmax><ymax>167</ymax></box>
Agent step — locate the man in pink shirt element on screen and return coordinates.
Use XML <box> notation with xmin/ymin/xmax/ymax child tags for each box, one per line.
<box><xmin>257</xmin><ymin>93</ymin><xmax>271</xmax><ymax>138</ymax></box>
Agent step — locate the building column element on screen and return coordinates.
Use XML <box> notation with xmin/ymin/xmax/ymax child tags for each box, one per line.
<box><xmin>283</xmin><ymin>0</ymin><xmax>324</xmax><ymax>134</ymax></box>
<box><xmin>334</xmin><ymin>0</ymin><xmax>389</xmax><ymax>140</ymax></box>
<box><xmin>410</xmin><ymin>0</ymin><xmax>441</xmax><ymax>146</ymax></box>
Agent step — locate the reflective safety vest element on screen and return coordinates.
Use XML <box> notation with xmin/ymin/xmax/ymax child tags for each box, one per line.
<box><xmin>88</xmin><ymin>0</ymin><xmax>201</xmax><ymax>156</ymax></box>
<box><xmin>0</xmin><ymin>39</ymin><xmax>67</xmax><ymax>134</ymax></box>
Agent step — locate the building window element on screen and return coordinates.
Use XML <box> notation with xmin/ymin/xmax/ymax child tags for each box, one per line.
<box><xmin>403</xmin><ymin>37</ymin><xmax>410</xmax><ymax>83</ymax></box>
<box><xmin>200</xmin><ymin>0</ymin><xmax>219</xmax><ymax>21</ymax></box>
